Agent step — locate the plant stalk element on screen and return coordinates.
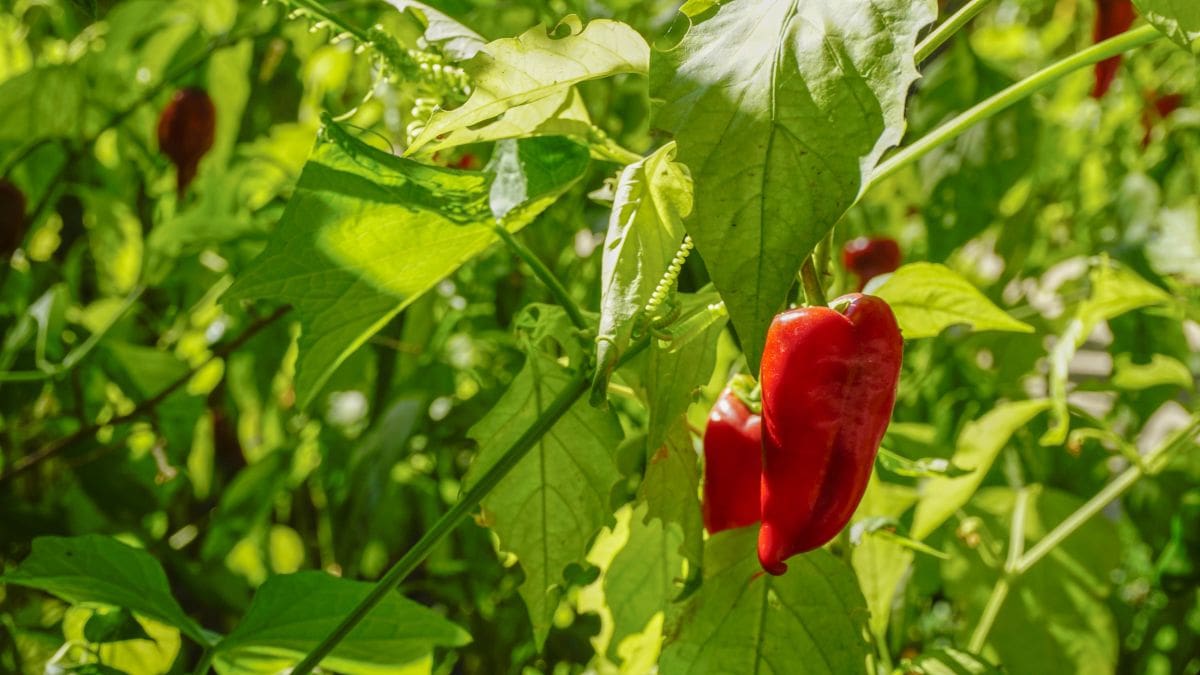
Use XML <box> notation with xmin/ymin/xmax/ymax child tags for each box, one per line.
<box><xmin>914</xmin><ymin>0</ymin><xmax>997</xmax><ymax>64</ymax></box>
<box><xmin>493</xmin><ymin>224</ymin><xmax>588</xmax><ymax>330</ymax></box>
<box><xmin>871</xmin><ymin>24</ymin><xmax>1161</xmax><ymax>187</ymax></box>
<box><xmin>800</xmin><ymin>256</ymin><xmax>828</xmax><ymax>307</ymax></box>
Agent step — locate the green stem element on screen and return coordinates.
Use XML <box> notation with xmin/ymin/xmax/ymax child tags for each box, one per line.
<box><xmin>288</xmin><ymin>333</ymin><xmax>659</xmax><ymax>675</ymax></box>
<box><xmin>492</xmin><ymin>224</ymin><xmax>588</xmax><ymax>331</ymax></box>
<box><xmin>871</xmin><ymin>24</ymin><xmax>1160</xmax><ymax>187</ymax></box>
<box><xmin>968</xmin><ymin>416</ymin><xmax>1199</xmax><ymax>651</ymax></box>
<box><xmin>800</xmin><ymin>256</ymin><xmax>827</xmax><ymax>307</ymax></box>
<box><xmin>914</xmin><ymin>0</ymin><xmax>997</xmax><ymax>64</ymax></box>
<box><xmin>191</xmin><ymin>648</ymin><xmax>214</xmax><ymax>675</ymax></box>
<box><xmin>968</xmin><ymin>576</ymin><xmax>1010</xmax><ymax>653</ymax></box>
<box><xmin>289</xmin><ymin>0</ymin><xmax>370</xmax><ymax>42</ymax></box>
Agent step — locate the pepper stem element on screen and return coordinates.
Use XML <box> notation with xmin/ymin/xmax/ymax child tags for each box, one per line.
<box><xmin>800</xmin><ymin>255</ymin><xmax>828</xmax><ymax>307</ymax></box>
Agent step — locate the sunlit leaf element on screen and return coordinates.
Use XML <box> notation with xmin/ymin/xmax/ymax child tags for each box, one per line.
<box><xmin>873</xmin><ymin>263</ymin><xmax>1033</xmax><ymax>339</ymax></box>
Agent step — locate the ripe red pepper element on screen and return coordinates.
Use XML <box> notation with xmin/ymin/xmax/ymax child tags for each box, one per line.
<box><xmin>0</xmin><ymin>179</ymin><xmax>26</xmax><ymax>255</ymax></box>
<box><xmin>758</xmin><ymin>293</ymin><xmax>903</xmax><ymax>575</ymax></box>
<box><xmin>841</xmin><ymin>236</ymin><xmax>902</xmax><ymax>290</ymax></box>
<box><xmin>702</xmin><ymin>383</ymin><xmax>762</xmax><ymax>533</ymax></box>
<box><xmin>1091</xmin><ymin>0</ymin><xmax>1136</xmax><ymax>99</ymax></box>
<box><xmin>157</xmin><ymin>87</ymin><xmax>216</xmax><ymax>198</ymax></box>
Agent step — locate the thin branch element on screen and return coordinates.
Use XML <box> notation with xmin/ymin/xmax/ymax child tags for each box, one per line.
<box><xmin>493</xmin><ymin>224</ymin><xmax>588</xmax><ymax>331</ymax></box>
<box><xmin>0</xmin><ymin>306</ymin><xmax>291</xmax><ymax>484</ymax></box>
<box><xmin>914</xmin><ymin>0</ymin><xmax>997</xmax><ymax>64</ymax></box>
<box><xmin>870</xmin><ymin>24</ymin><xmax>1161</xmax><ymax>188</ymax></box>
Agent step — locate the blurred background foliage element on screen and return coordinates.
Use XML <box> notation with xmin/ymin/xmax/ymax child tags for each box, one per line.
<box><xmin>0</xmin><ymin>0</ymin><xmax>1197</xmax><ymax>673</ymax></box>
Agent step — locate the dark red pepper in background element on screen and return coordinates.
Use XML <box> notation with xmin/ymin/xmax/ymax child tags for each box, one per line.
<box><xmin>0</xmin><ymin>179</ymin><xmax>27</xmax><ymax>256</ymax></box>
<box><xmin>1141</xmin><ymin>92</ymin><xmax>1183</xmax><ymax>147</ymax></box>
<box><xmin>842</xmin><ymin>236</ymin><xmax>902</xmax><ymax>290</ymax></box>
<box><xmin>1091</xmin><ymin>0</ymin><xmax>1136</xmax><ymax>99</ymax></box>
<box><xmin>157</xmin><ymin>87</ymin><xmax>216</xmax><ymax>198</ymax></box>
<box><xmin>758</xmin><ymin>293</ymin><xmax>903</xmax><ymax>575</ymax></box>
<box><xmin>702</xmin><ymin>384</ymin><xmax>762</xmax><ymax>534</ymax></box>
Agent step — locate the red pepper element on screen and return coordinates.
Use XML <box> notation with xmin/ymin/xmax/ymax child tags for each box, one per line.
<box><xmin>758</xmin><ymin>293</ymin><xmax>903</xmax><ymax>575</ymax></box>
<box><xmin>1140</xmin><ymin>92</ymin><xmax>1183</xmax><ymax>147</ymax></box>
<box><xmin>157</xmin><ymin>87</ymin><xmax>216</xmax><ymax>198</ymax></box>
<box><xmin>0</xmin><ymin>179</ymin><xmax>26</xmax><ymax>255</ymax></box>
<box><xmin>841</xmin><ymin>236</ymin><xmax>902</xmax><ymax>290</ymax></box>
<box><xmin>702</xmin><ymin>384</ymin><xmax>762</xmax><ymax>533</ymax></box>
<box><xmin>1091</xmin><ymin>0</ymin><xmax>1136</xmax><ymax>99</ymax></box>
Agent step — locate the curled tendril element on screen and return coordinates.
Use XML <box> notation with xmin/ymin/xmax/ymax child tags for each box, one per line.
<box><xmin>641</xmin><ymin>235</ymin><xmax>694</xmax><ymax>324</ymax></box>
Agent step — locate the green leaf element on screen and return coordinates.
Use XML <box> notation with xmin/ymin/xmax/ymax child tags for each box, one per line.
<box><xmin>83</xmin><ymin>608</ymin><xmax>153</xmax><ymax>644</ymax></box>
<box><xmin>592</xmin><ymin>142</ymin><xmax>693</xmax><ymax>400</ymax></box>
<box><xmin>465</xmin><ymin>351</ymin><xmax>623</xmax><ymax>647</ymax></box>
<box><xmin>385</xmin><ymin>0</ymin><xmax>486</xmax><ymax>60</ymax></box>
<box><xmin>213</xmin><ymin>571</ymin><xmax>469</xmax><ymax>675</ymax></box>
<box><xmin>603</xmin><ymin>503</ymin><xmax>687</xmax><ymax>661</ymax></box>
<box><xmin>1042</xmin><ymin>261</ymin><xmax>1172</xmax><ymax>445</ymax></box>
<box><xmin>653</xmin><ymin>0</ymin><xmax>935</xmax><ymax>370</ymax></box>
<box><xmin>850</xmin><ymin>473</ymin><xmax>918</xmax><ymax>640</ymax></box>
<box><xmin>406</xmin><ymin>16</ymin><xmax>649</xmax><ymax>155</ymax></box>
<box><xmin>659</xmin><ymin>528</ymin><xmax>870</xmax><ymax>674</ymax></box>
<box><xmin>639</xmin><ymin>422</ymin><xmax>704</xmax><ymax>567</ymax></box>
<box><xmin>911</xmin><ymin>400</ymin><xmax>1051</xmax><ymax>540</ymax></box>
<box><xmin>225</xmin><ymin>121</ymin><xmax>588</xmax><ymax>407</ymax></box>
<box><xmin>942</xmin><ymin>487</ymin><xmax>1119</xmax><ymax>674</ymax></box>
<box><xmin>873</xmin><ymin>263</ymin><xmax>1034</xmax><ymax>339</ymax></box>
<box><xmin>1133</xmin><ymin>0</ymin><xmax>1200</xmax><ymax>53</ymax></box>
<box><xmin>1112</xmin><ymin>353</ymin><xmax>1193</xmax><ymax>391</ymax></box>
<box><xmin>0</xmin><ymin>535</ymin><xmax>206</xmax><ymax>644</ymax></box>
<box><xmin>905</xmin><ymin>647</ymin><xmax>1002</xmax><ymax>674</ymax></box>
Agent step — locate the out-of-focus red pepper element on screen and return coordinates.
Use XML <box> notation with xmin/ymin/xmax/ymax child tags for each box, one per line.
<box><xmin>1091</xmin><ymin>0</ymin><xmax>1136</xmax><ymax>99</ymax></box>
<box><xmin>1141</xmin><ymin>92</ymin><xmax>1183</xmax><ymax>147</ymax></box>
<box><xmin>157</xmin><ymin>87</ymin><xmax>216</xmax><ymax>198</ymax></box>
<box><xmin>0</xmin><ymin>179</ymin><xmax>26</xmax><ymax>255</ymax></box>
<box><xmin>702</xmin><ymin>382</ymin><xmax>762</xmax><ymax>534</ymax></box>
<box><xmin>842</xmin><ymin>236</ymin><xmax>902</xmax><ymax>291</ymax></box>
<box><xmin>757</xmin><ymin>293</ymin><xmax>903</xmax><ymax>575</ymax></box>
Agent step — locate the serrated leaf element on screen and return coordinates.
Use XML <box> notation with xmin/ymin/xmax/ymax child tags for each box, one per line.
<box><xmin>465</xmin><ymin>352</ymin><xmax>622</xmax><ymax>646</ymax></box>
<box><xmin>911</xmin><ymin>400</ymin><xmax>1051</xmax><ymax>540</ymax></box>
<box><xmin>653</xmin><ymin>0</ymin><xmax>934</xmax><ymax>370</ymax></box>
<box><xmin>213</xmin><ymin>571</ymin><xmax>469</xmax><ymax>675</ymax></box>
<box><xmin>1042</xmin><ymin>261</ymin><xmax>1172</xmax><ymax>445</ymax></box>
<box><xmin>873</xmin><ymin>263</ymin><xmax>1033</xmax><ymax>339</ymax></box>
<box><xmin>660</xmin><ymin>528</ymin><xmax>870</xmax><ymax>674</ymax></box>
<box><xmin>0</xmin><ymin>535</ymin><xmax>206</xmax><ymax>644</ymax></box>
<box><xmin>406</xmin><ymin>16</ymin><xmax>649</xmax><ymax>156</ymax></box>
<box><xmin>225</xmin><ymin>121</ymin><xmax>588</xmax><ymax>407</ymax></box>
<box><xmin>593</xmin><ymin>142</ymin><xmax>692</xmax><ymax>398</ymax></box>
<box><xmin>1133</xmin><ymin>0</ymin><xmax>1200</xmax><ymax>53</ymax></box>
<box><xmin>603</xmin><ymin>503</ymin><xmax>687</xmax><ymax>662</ymax></box>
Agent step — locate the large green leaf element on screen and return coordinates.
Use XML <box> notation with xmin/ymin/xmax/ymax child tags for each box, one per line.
<box><xmin>873</xmin><ymin>263</ymin><xmax>1034</xmax><ymax>339</ymax></box>
<box><xmin>405</xmin><ymin>16</ymin><xmax>649</xmax><ymax>156</ymax></box>
<box><xmin>638</xmin><ymin>422</ymin><xmax>704</xmax><ymax>567</ymax></box>
<box><xmin>465</xmin><ymin>351</ymin><xmax>623</xmax><ymax>646</ymax></box>
<box><xmin>0</xmin><ymin>535</ymin><xmax>206</xmax><ymax>644</ymax></box>
<box><xmin>225</xmin><ymin>121</ymin><xmax>588</xmax><ymax>407</ymax></box>
<box><xmin>659</xmin><ymin>528</ymin><xmax>870</xmax><ymax>674</ymax></box>
<box><xmin>1133</xmin><ymin>0</ymin><xmax>1200</xmax><ymax>53</ymax></box>
<box><xmin>213</xmin><ymin>571</ymin><xmax>470</xmax><ymax>675</ymax></box>
<box><xmin>592</xmin><ymin>142</ymin><xmax>693</xmax><ymax>400</ymax></box>
<box><xmin>942</xmin><ymin>487</ymin><xmax>1120</xmax><ymax>674</ymax></box>
<box><xmin>653</xmin><ymin>0</ymin><xmax>935</xmax><ymax>369</ymax></box>
<box><xmin>851</xmin><ymin>473</ymin><xmax>919</xmax><ymax>641</ymax></box>
<box><xmin>911</xmin><ymin>400</ymin><xmax>1052</xmax><ymax>540</ymax></box>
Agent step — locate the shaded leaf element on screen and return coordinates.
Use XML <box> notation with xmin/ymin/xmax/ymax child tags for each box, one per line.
<box><xmin>660</xmin><ymin>528</ymin><xmax>869</xmax><ymax>674</ymax></box>
<box><xmin>1133</xmin><ymin>0</ymin><xmax>1200</xmax><ymax>53</ymax></box>
<box><xmin>214</xmin><ymin>571</ymin><xmax>469</xmax><ymax>675</ymax></box>
<box><xmin>465</xmin><ymin>352</ymin><xmax>622</xmax><ymax>646</ymax></box>
<box><xmin>653</xmin><ymin>0</ymin><xmax>935</xmax><ymax>370</ymax></box>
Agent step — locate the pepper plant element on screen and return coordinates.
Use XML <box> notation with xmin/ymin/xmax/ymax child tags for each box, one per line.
<box><xmin>1</xmin><ymin>0</ymin><xmax>1198</xmax><ymax>673</ymax></box>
